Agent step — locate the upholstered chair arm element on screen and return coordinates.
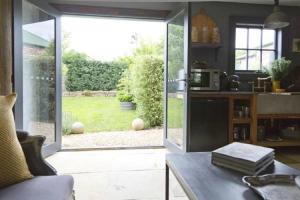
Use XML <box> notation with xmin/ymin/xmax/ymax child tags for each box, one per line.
<box><xmin>16</xmin><ymin>130</ymin><xmax>57</xmax><ymax>176</ymax></box>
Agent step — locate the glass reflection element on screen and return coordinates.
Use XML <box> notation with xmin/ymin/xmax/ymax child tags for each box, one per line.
<box><xmin>22</xmin><ymin>0</ymin><xmax>56</xmax><ymax>144</ymax></box>
<box><xmin>167</xmin><ymin>11</ymin><xmax>185</xmax><ymax>147</ymax></box>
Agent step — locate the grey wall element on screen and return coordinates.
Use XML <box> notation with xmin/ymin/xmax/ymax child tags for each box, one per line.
<box><xmin>190</xmin><ymin>2</ymin><xmax>300</xmax><ymax>89</ymax></box>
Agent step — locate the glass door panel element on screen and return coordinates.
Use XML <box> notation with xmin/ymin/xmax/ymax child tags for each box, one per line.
<box><xmin>14</xmin><ymin>0</ymin><xmax>61</xmax><ymax>156</ymax></box>
<box><xmin>165</xmin><ymin>4</ymin><xmax>190</xmax><ymax>153</ymax></box>
<box><xmin>166</xmin><ymin>10</ymin><xmax>185</xmax><ymax>148</ymax></box>
<box><xmin>22</xmin><ymin>0</ymin><xmax>57</xmax><ymax>146</ymax></box>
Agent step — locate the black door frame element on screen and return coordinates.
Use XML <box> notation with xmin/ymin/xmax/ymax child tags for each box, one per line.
<box><xmin>163</xmin><ymin>2</ymin><xmax>191</xmax><ymax>153</ymax></box>
<box><xmin>13</xmin><ymin>0</ymin><xmax>62</xmax><ymax>157</ymax></box>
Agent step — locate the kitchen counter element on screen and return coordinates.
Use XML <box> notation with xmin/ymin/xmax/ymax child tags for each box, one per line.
<box><xmin>190</xmin><ymin>91</ymin><xmax>253</xmax><ymax>97</ymax></box>
<box><xmin>190</xmin><ymin>91</ymin><xmax>300</xmax><ymax>97</ymax></box>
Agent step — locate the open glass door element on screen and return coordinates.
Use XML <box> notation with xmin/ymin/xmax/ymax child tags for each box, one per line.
<box><xmin>164</xmin><ymin>4</ymin><xmax>191</xmax><ymax>153</ymax></box>
<box><xmin>14</xmin><ymin>0</ymin><xmax>62</xmax><ymax>157</ymax></box>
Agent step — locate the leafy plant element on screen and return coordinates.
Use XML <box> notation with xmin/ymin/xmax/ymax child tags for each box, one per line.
<box><xmin>117</xmin><ymin>68</ymin><xmax>135</xmax><ymax>103</ymax></box>
<box><xmin>117</xmin><ymin>93</ymin><xmax>134</xmax><ymax>102</ymax></box>
<box><xmin>264</xmin><ymin>58</ymin><xmax>292</xmax><ymax>81</ymax></box>
<box><xmin>132</xmin><ymin>55</ymin><xmax>164</xmax><ymax>128</ymax></box>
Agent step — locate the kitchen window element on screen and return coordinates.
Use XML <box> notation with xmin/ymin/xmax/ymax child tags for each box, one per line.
<box><xmin>234</xmin><ymin>24</ymin><xmax>277</xmax><ymax>71</ymax></box>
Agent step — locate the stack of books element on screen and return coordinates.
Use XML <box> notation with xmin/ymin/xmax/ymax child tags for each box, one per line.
<box><xmin>212</xmin><ymin>142</ymin><xmax>275</xmax><ymax>175</ymax></box>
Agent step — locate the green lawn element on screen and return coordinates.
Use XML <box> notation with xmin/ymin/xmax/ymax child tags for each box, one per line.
<box><xmin>63</xmin><ymin>96</ymin><xmax>138</xmax><ymax>132</ymax></box>
<box><xmin>168</xmin><ymin>97</ymin><xmax>184</xmax><ymax>128</ymax></box>
<box><xmin>63</xmin><ymin>96</ymin><xmax>183</xmax><ymax>133</ymax></box>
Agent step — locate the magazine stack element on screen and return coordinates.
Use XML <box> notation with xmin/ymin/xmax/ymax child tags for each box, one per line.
<box><xmin>212</xmin><ymin>142</ymin><xmax>275</xmax><ymax>175</ymax></box>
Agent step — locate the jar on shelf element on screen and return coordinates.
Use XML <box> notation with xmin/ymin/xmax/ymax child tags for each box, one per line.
<box><xmin>202</xmin><ymin>26</ymin><xmax>209</xmax><ymax>43</ymax></box>
<box><xmin>212</xmin><ymin>27</ymin><xmax>221</xmax><ymax>44</ymax></box>
<box><xmin>233</xmin><ymin>127</ymin><xmax>239</xmax><ymax>141</ymax></box>
<box><xmin>192</xmin><ymin>27</ymin><xmax>198</xmax><ymax>42</ymax></box>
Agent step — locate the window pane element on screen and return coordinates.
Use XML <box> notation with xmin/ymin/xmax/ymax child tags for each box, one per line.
<box><xmin>248</xmin><ymin>28</ymin><xmax>261</xmax><ymax>49</ymax></box>
<box><xmin>263</xmin><ymin>29</ymin><xmax>276</xmax><ymax>50</ymax></box>
<box><xmin>235</xmin><ymin>28</ymin><xmax>247</xmax><ymax>48</ymax></box>
<box><xmin>235</xmin><ymin>50</ymin><xmax>247</xmax><ymax>70</ymax></box>
<box><xmin>262</xmin><ymin>51</ymin><xmax>275</xmax><ymax>70</ymax></box>
<box><xmin>248</xmin><ymin>50</ymin><xmax>261</xmax><ymax>71</ymax></box>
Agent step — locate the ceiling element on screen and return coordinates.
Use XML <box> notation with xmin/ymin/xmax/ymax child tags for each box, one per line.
<box><xmin>48</xmin><ymin>0</ymin><xmax>300</xmax><ymax>7</ymax></box>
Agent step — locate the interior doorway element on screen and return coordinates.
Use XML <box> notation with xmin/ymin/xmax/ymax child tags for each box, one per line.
<box><xmin>61</xmin><ymin>15</ymin><xmax>165</xmax><ymax>149</ymax></box>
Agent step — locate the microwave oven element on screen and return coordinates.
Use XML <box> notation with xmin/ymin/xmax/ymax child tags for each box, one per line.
<box><xmin>190</xmin><ymin>69</ymin><xmax>220</xmax><ymax>91</ymax></box>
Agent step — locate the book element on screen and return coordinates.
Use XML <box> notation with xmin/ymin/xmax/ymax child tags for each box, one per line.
<box><xmin>212</xmin><ymin>155</ymin><xmax>274</xmax><ymax>171</ymax></box>
<box><xmin>212</xmin><ymin>157</ymin><xmax>274</xmax><ymax>175</ymax></box>
<box><xmin>211</xmin><ymin>142</ymin><xmax>275</xmax><ymax>175</ymax></box>
<box><xmin>212</xmin><ymin>142</ymin><xmax>274</xmax><ymax>167</ymax></box>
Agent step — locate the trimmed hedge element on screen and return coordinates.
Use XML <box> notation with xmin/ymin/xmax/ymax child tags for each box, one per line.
<box><xmin>65</xmin><ymin>59</ymin><xmax>127</xmax><ymax>91</ymax></box>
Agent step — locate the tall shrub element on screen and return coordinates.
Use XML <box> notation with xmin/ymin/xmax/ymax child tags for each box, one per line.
<box><xmin>133</xmin><ymin>56</ymin><xmax>164</xmax><ymax>127</ymax></box>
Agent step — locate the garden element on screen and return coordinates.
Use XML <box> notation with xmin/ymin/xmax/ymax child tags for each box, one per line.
<box><xmin>62</xmin><ymin>40</ymin><xmax>166</xmax><ymax>135</ymax></box>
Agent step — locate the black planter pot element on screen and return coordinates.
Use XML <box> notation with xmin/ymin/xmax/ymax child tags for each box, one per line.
<box><xmin>120</xmin><ymin>102</ymin><xmax>135</xmax><ymax>110</ymax></box>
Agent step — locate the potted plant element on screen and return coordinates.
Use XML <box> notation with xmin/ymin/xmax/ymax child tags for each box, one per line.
<box><xmin>264</xmin><ymin>58</ymin><xmax>292</xmax><ymax>92</ymax></box>
<box><xmin>116</xmin><ymin>69</ymin><xmax>135</xmax><ymax>110</ymax></box>
<box><xmin>117</xmin><ymin>92</ymin><xmax>135</xmax><ymax>110</ymax></box>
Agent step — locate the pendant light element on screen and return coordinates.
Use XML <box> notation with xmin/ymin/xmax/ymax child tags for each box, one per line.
<box><xmin>264</xmin><ymin>0</ymin><xmax>290</xmax><ymax>29</ymax></box>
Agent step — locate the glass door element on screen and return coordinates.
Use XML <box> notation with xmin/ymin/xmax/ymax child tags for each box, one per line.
<box><xmin>164</xmin><ymin>4</ymin><xmax>191</xmax><ymax>153</ymax></box>
<box><xmin>14</xmin><ymin>0</ymin><xmax>62</xmax><ymax>157</ymax></box>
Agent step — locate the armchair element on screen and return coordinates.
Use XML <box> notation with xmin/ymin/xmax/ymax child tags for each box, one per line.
<box><xmin>0</xmin><ymin>130</ymin><xmax>75</xmax><ymax>200</ymax></box>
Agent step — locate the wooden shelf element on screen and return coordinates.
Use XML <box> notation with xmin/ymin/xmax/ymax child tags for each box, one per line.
<box><xmin>233</xmin><ymin>118</ymin><xmax>251</xmax><ymax>124</ymax></box>
<box><xmin>235</xmin><ymin>140</ymin><xmax>251</xmax><ymax>144</ymax></box>
<box><xmin>258</xmin><ymin>114</ymin><xmax>300</xmax><ymax>119</ymax></box>
<box><xmin>191</xmin><ymin>43</ymin><xmax>221</xmax><ymax>49</ymax></box>
<box><xmin>257</xmin><ymin>139</ymin><xmax>300</xmax><ymax>147</ymax></box>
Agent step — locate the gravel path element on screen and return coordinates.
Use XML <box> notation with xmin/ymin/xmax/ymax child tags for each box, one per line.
<box><xmin>62</xmin><ymin>128</ymin><xmax>164</xmax><ymax>149</ymax></box>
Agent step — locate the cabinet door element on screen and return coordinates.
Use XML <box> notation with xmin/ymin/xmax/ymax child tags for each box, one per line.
<box><xmin>164</xmin><ymin>3</ymin><xmax>191</xmax><ymax>153</ymax></box>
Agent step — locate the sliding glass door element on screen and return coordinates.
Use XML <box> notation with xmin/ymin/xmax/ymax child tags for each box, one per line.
<box><xmin>14</xmin><ymin>0</ymin><xmax>62</xmax><ymax>156</ymax></box>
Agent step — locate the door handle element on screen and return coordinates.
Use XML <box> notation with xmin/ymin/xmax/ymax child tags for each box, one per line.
<box><xmin>175</xmin><ymin>78</ymin><xmax>187</xmax><ymax>82</ymax></box>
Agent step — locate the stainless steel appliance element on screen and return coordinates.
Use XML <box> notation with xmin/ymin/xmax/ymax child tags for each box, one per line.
<box><xmin>190</xmin><ymin>69</ymin><xmax>220</xmax><ymax>91</ymax></box>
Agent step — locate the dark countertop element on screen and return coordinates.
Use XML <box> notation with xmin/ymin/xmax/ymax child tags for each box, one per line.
<box><xmin>190</xmin><ymin>91</ymin><xmax>300</xmax><ymax>97</ymax></box>
<box><xmin>190</xmin><ymin>91</ymin><xmax>254</xmax><ymax>95</ymax></box>
<box><xmin>166</xmin><ymin>152</ymin><xmax>300</xmax><ymax>200</ymax></box>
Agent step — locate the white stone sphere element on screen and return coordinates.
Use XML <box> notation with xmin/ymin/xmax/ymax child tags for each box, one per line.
<box><xmin>71</xmin><ymin>122</ymin><xmax>85</xmax><ymax>134</ymax></box>
<box><xmin>132</xmin><ymin>118</ymin><xmax>145</xmax><ymax>131</ymax></box>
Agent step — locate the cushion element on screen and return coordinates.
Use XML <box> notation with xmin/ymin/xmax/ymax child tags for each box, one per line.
<box><xmin>0</xmin><ymin>175</ymin><xmax>74</xmax><ymax>200</ymax></box>
<box><xmin>0</xmin><ymin>93</ymin><xmax>32</xmax><ymax>188</ymax></box>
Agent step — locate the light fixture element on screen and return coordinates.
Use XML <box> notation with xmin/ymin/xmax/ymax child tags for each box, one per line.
<box><xmin>264</xmin><ymin>0</ymin><xmax>290</xmax><ymax>29</ymax></box>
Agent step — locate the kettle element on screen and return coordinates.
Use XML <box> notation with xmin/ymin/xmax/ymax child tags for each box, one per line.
<box><xmin>220</xmin><ymin>72</ymin><xmax>229</xmax><ymax>91</ymax></box>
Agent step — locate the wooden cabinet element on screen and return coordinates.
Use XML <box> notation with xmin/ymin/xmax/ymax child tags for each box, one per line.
<box><xmin>228</xmin><ymin>95</ymin><xmax>257</xmax><ymax>144</ymax></box>
<box><xmin>191</xmin><ymin>92</ymin><xmax>300</xmax><ymax>148</ymax></box>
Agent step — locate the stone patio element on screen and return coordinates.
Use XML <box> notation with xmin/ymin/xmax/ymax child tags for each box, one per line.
<box><xmin>46</xmin><ymin>149</ymin><xmax>188</xmax><ymax>200</ymax></box>
<box><xmin>62</xmin><ymin>128</ymin><xmax>164</xmax><ymax>149</ymax></box>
